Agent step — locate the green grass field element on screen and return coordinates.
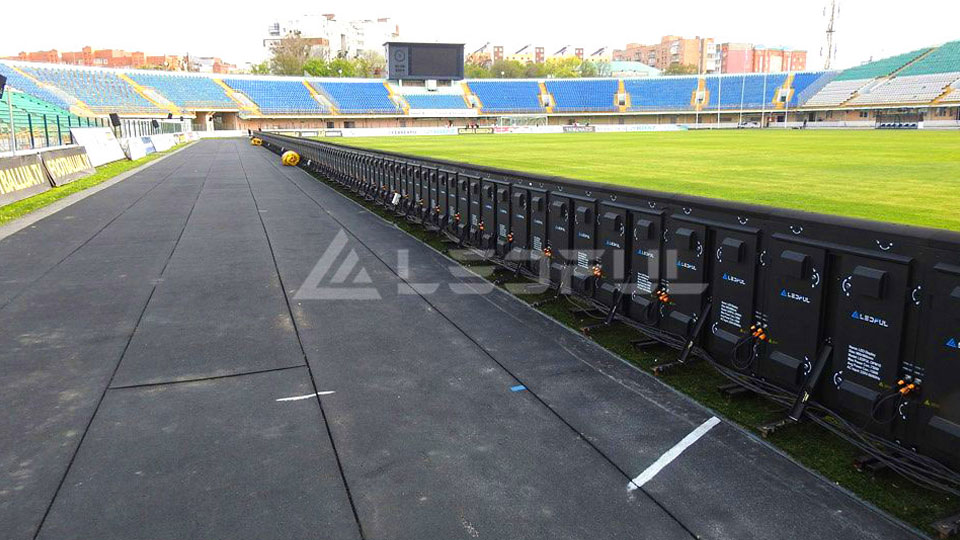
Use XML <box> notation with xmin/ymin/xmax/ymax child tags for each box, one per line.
<box><xmin>337</xmin><ymin>130</ymin><xmax>960</xmax><ymax>231</ymax></box>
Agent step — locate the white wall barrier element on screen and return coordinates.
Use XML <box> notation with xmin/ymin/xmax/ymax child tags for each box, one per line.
<box><xmin>70</xmin><ymin>128</ymin><xmax>126</xmax><ymax>167</ymax></box>
<box><xmin>196</xmin><ymin>130</ymin><xmax>247</xmax><ymax>139</ymax></box>
<box><xmin>120</xmin><ymin>137</ymin><xmax>157</xmax><ymax>160</ymax></box>
<box><xmin>149</xmin><ymin>134</ymin><xmax>176</xmax><ymax>152</ymax></box>
<box><xmin>596</xmin><ymin>124</ymin><xmax>688</xmax><ymax>133</ymax></box>
<box><xmin>923</xmin><ymin>120</ymin><xmax>960</xmax><ymax>129</ymax></box>
<box><xmin>285</xmin><ymin>124</ymin><xmax>690</xmax><ymax>139</ymax></box>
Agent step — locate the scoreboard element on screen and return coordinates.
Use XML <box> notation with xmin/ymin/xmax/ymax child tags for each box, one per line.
<box><xmin>385</xmin><ymin>42</ymin><xmax>465</xmax><ymax>81</ymax></box>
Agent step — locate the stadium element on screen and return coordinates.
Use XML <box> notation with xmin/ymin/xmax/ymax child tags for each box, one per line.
<box><xmin>1</xmin><ymin>8</ymin><xmax>960</xmax><ymax>540</ymax></box>
<box><xmin>2</xmin><ymin>41</ymin><xmax>960</xmax><ymax>135</ymax></box>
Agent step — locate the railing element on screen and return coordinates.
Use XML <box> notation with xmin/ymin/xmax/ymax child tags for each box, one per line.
<box><xmin>551</xmin><ymin>106</ymin><xmax>620</xmax><ymax>113</ymax></box>
<box><xmin>1</xmin><ymin>109</ymin><xmax>185</xmax><ymax>154</ymax></box>
<box><xmin>0</xmin><ymin>111</ymin><xmax>106</xmax><ymax>153</ymax></box>
<box><xmin>117</xmin><ymin>118</ymin><xmax>184</xmax><ymax>139</ymax></box>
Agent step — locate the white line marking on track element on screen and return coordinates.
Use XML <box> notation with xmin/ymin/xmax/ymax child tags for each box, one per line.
<box><xmin>276</xmin><ymin>391</ymin><xmax>336</xmax><ymax>402</ymax></box>
<box><xmin>627</xmin><ymin>416</ymin><xmax>721</xmax><ymax>491</ymax></box>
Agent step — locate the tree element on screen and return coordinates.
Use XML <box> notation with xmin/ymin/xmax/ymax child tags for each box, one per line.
<box><xmin>303</xmin><ymin>58</ymin><xmax>330</xmax><ymax>77</ymax></box>
<box><xmin>269</xmin><ymin>32</ymin><xmax>312</xmax><ymax>75</ymax></box>
<box><xmin>328</xmin><ymin>57</ymin><xmax>356</xmax><ymax>77</ymax></box>
<box><xmin>663</xmin><ymin>63</ymin><xmax>699</xmax><ymax>76</ymax></box>
<box><xmin>546</xmin><ymin>57</ymin><xmax>581</xmax><ymax>78</ymax></box>
<box><xmin>355</xmin><ymin>51</ymin><xmax>386</xmax><ymax>78</ymax></box>
<box><xmin>579</xmin><ymin>60</ymin><xmax>598</xmax><ymax>78</ymax></box>
<box><xmin>594</xmin><ymin>61</ymin><xmax>613</xmax><ymax>78</ymax></box>
<box><xmin>524</xmin><ymin>62</ymin><xmax>550</xmax><ymax>78</ymax></box>
<box><xmin>489</xmin><ymin>59</ymin><xmax>526</xmax><ymax>78</ymax></box>
<box><xmin>249</xmin><ymin>61</ymin><xmax>270</xmax><ymax>75</ymax></box>
<box><xmin>465</xmin><ymin>63</ymin><xmax>492</xmax><ymax>79</ymax></box>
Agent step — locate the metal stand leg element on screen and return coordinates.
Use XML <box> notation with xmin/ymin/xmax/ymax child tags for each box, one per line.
<box><xmin>758</xmin><ymin>344</ymin><xmax>834</xmax><ymax>437</ymax></box>
<box><xmin>581</xmin><ymin>284</ymin><xmax>626</xmax><ymax>334</ymax></box>
<box><xmin>653</xmin><ymin>302</ymin><xmax>713</xmax><ymax>375</ymax></box>
<box><xmin>531</xmin><ymin>262</ymin><xmax>570</xmax><ymax>308</ymax></box>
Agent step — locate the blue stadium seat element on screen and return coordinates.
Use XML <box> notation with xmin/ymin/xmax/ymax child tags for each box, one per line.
<box><xmin>0</xmin><ymin>62</ymin><xmax>77</xmax><ymax>110</ymax></box>
<box><xmin>313</xmin><ymin>81</ymin><xmax>400</xmax><ymax>114</ymax></box>
<box><xmin>624</xmin><ymin>77</ymin><xmax>699</xmax><ymax>111</ymax></box>
<box><xmin>129</xmin><ymin>72</ymin><xmax>234</xmax><ymax>109</ymax></box>
<box><xmin>704</xmin><ymin>74</ymin><xmax>787</xmax><ymax>109</ymax></box>
<box><xmin>19</xmin><ymin>65</ymin><xmax>161</xmax><ymax>113</ymax></box>
<box><xmin>545</xmin><ymin>80</ymin><xmax>618</xmax><ymax>112</ymax></box>
<box><xmin>789</xmin><ymin>72</ymin><xmax>832</xmax><ymax>107</ymax></box>
<box><xmin>223</xmin><ymin>78</ymin><xmax>329</xmax><ymax>114</ymax></box>
<box><xmin>0</xmin><ymin>63</ymin><xmax>861</xmax><ymax>119</ymax></box>
<box><xmin>403</xmin><ymin>94</ymin><xmax>468</xmax><ymax>110</ymax></box>
<box><xmin>467</xmin><ymin>81</ymin><xmax>544</xmax><ymax>113</ymax></box>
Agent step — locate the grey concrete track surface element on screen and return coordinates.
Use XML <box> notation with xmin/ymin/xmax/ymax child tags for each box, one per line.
<box><xmin>0</xmin><ymin>139</ymin><xmax>921</xmax><ymax>540</ymax></box>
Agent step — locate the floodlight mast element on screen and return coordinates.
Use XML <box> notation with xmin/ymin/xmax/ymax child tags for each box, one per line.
<box><xmin>824</xmin><ymin>0</ymin><xmax>839</xmax><ymax>70</ymax></box>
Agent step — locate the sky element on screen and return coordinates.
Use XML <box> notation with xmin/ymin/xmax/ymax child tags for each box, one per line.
<box><xmin>2</xmin><ymin>0</ymin><xmax>958</xmax><ymax>70</ymax></box>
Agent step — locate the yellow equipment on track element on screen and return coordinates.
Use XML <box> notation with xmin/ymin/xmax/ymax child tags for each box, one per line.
<box><xmin>281</xmin><ymin>150</ymin><xmax>301</xmax><ymax>166</ymax></box>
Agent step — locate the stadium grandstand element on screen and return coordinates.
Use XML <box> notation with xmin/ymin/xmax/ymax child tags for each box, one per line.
<box><xmin>127</xmin><ymin>72</ymin><xmax>238</xmax><ymax>110</ymax></box>
<box><xmin>465</xmin><ymin>80</ymin><xmax>545</xmax><ymax>114</ymax></box>
<box><xmin>313</xmin><ymin>81</ymin><xmax>401</xmax><ymax>114</ymax></box>
<box><xmin>624</xmin><ymin>76</ymin><xmax>700</xmax><ymax>111</ymax></box>
<box><xmin>400</xmin><ymin>92</ymin><xmax>470</xmax><ymax>110</ymax></box>
<box><xmin>545</xmin><ymin>79</ymin><xmax>620</xmax><ymax>112</ymax></box>
<box><xmin>1</xmin><ymin>39</ymin><xmax>958</xmax><ymax>135</ymax></box>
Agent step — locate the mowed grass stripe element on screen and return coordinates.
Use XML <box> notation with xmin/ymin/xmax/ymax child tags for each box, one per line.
<box><xmin>336</xmin><ymin>130</ymin><xmax>960</xmax><ymax>231</ymax></box>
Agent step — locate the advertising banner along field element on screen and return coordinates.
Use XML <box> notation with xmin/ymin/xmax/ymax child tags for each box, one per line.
<box><xmin>0</xmin><ymin>153</ymin><xmax>52</xmax><ymax>207</ymax></box>
<box><xmin>41</xmin><ymin>147</ymin><xmax>96</xmax><ymax>187</ymax></box>
<box><xmin>121</xmin><ymin>137</ymin><xmax>157</xmax><ymax>160</ymax></box>
<box><xmin>149</xmin><ymin>134</ymin><xmax>175</xmax><ymax>152</ymax></box>
<box><xmin>70</xmin><ymin>128</ymin><xmax>126</xmax><ymax>167</ymax></box>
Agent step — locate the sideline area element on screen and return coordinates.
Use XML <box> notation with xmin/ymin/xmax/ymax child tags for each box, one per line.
<box><xmin>0</xmin><ymin>139</ymin><xmax>922</xmax><ymax>539</ymax></box>
<box><xmin>0</xmin><ymin>141</ymin><xmax>194</xmax><ymax>230</ymax></box>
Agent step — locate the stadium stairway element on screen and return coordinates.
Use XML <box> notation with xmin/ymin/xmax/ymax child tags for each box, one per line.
<box><xmin>940</xmin><ymin>83</ymin><xmax>960</xmax><ymax>103</ymax></box>
<box><xmin>537</xmin><ymin>81</ymin><xmax>554</xmax><ymax>113</ymax></box>
<box><xmin>383</xmin><ymin>81</ymin><xmax>409</xmax><ymax>114</ymax></box>
<box><xmin>212</xmin><ymin>79</ymin><xmax>261</xmax><ymax>116</ymax></box>
<box><xmin>932</xmin><ymin>79</ymin><xmax>960</xmax><ymax>103</ymax></box>
<box><xmin>774</xmin><ymin>74</ymin><xmax>795</xmax><ymax>110</ymax></box>
<box><xmin>617</xmin><ymin>79</ymin><xmax>630</xmax><ymax>112</ymax></box>
<box><xmin>890</xmin><ymin>47</ymin><xmax>940</xmax><ymax>77</ymax></box>
<box><xmin>300</xmin><ymin>80</ymin><xmax>338</xmax><ymax>113</ymax></box>
<box><xmin>694</xmin><ymin>77</ymin><xmax>707</xmax><ymax>112</ymax></box>
<box><xmin>461</xmin><ymin>81</ymin><xmax>481</xmax><ymax>110</ymax></box>
<box><xmin>117</xmin><ymin>72</ymin><xmax>181</xmax><ymax>116</ymax></box>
